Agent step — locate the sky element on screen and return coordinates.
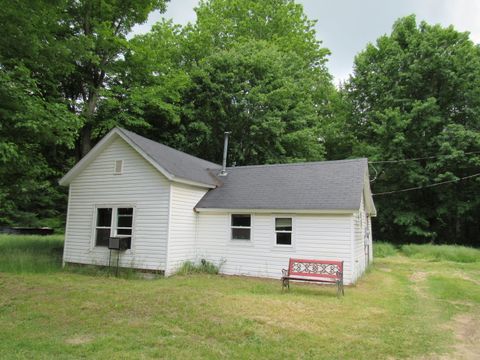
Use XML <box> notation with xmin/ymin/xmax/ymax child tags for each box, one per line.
<box><xmin>131</xmin><ymin>0</ymin><xmax>480</xmax><ymax>84</ymax></box>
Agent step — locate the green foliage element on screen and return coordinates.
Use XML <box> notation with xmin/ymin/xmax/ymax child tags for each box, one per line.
<box><xmin>345</xmin><ymin>15</ymin><xmax>480</xmax><ymax>246</ymax></box>
<box><xmin>176</xmin><ymin>259</ymin><xmax>221</xmax><ymax>275</ymax></box>
<box><xmin>400</xmin><ymin>244</ymin><xmax>480</xmax><ymax>263</ymax></box>
<box><xmin>183</xmin><ymin>39</ymin><xmax>326</xmax><ymax>164</ymax></box>
<box><xmin>373</xmin><ymin>242</ymin><xmax>398</xmax><ymax>258</ymax></box>
<box><xmin>0</xmin><ymin>0</ymin><xmax>168</xmax><ymax>226</ymax></box>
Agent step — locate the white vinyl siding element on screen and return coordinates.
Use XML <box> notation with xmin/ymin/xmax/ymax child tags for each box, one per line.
<box><xmin>165</xmin><ymin>183</ymin><xmax>209</xmax><ymax>275</ymax></box>
<box><xmin>195</xmin><ymin>212</ymin><xmax>355</xmax><ymax>285</ymax></box>
<box><xmin>63</xmin><ymin>136</ymin><xmax>170</xmax><ymax>271</ymax></box>
<box><xmin>353</xmin><ymin>194</ymin><xmax>371</xmax><ymax>282</ymax></box>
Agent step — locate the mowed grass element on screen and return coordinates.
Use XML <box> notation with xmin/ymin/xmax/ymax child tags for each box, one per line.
<box><xmin>0</xmin><ymin>235</ymin><xmax>479</xmax><ymax>359</ymax></box>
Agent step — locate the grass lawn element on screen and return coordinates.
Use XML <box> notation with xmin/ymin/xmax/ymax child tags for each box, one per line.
<box><xmin>0</xmin><ymin>236</ymin><xmax>479</xmax><ymax>359</ymax></box>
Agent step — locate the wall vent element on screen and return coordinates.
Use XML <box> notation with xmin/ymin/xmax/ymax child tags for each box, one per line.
<box><xmin>114</xmin><ymin>160</ymin><xmax>123</xmax><ymax>174</ymax></box>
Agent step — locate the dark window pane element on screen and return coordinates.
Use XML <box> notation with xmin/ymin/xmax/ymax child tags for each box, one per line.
<box><xmin>275</xmin><ymin>218</ymin><xmax>292</xmax><ymax>231</ymax></box>
<box><xmin>118</xmin><ymin>208</ymin><xmax>133</xmax><ymax>215</ymax></box>
<box><xmin>276</xmin><ymin>232</ymin><xmax>292</xmax><ymax>245</ymax></box>
<box><xmin>232</xmin><ymin>214</ymin><xmax>251</xmax><ymax>227</ymax></box>
<box><xmin>232</xmin><ymin>228</ymin><xmax>250</xmax><ymax>240</ymax></box>
<box><xmin>117</xmin><ymin>228</ymin><xmax>132</xmax><ymax>235</ymax></box>
<box><xmin>97</xmin><ymin>208</ymin><xmax>112</xmax><ymax>227</ymax></box>
<box><xmin>96</xmin><ymin>228</ymin><xmax>111</xmax><ymax>246</ymax></box>
<box><xmin>117</xmin><ymin>215</ymin><xmax>133</xmax><ymax>228</ymax></box>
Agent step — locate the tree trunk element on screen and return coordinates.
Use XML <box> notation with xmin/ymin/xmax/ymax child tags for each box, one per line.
<box><xmin>77</xmin><ymin>90</ymin><xmax>99</xmax><ymax>159</ymax></box>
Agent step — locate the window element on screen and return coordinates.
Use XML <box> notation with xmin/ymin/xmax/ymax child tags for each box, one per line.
<box><xmin>95</xmin><ymin>208</ymin><xmax>112</xmax><ymax>247</ymax></box>
<box><xmin>95</xmin><ymin>207</ymin><xmax>133</xmax><ymax>248</ymax></box>
<box><xmin>231</xmin><ymin>214</ymin><xmax>251</xmax><ymax>240</ymax></box>
<box><xmin>275</xmin><ymin>218</ymin><xmax>292</xmax><ymax>246</ymax></box>
<box><xmin>114</xmin><ymin>160</ymin><xmax>123</xmax><ymax>174</ymax></box>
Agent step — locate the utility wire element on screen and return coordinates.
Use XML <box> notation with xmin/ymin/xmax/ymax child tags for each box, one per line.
<box><xmin>372</xmin><ymin>172</ymin><xmax>480</xmax><ymax>196</ymax></box>
<box><xmin>369</xmin><ymin>150</ymin><xmax>480</xmax><ymax>164</ymax></box>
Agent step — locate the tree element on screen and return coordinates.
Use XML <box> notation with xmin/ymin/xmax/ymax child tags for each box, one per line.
<box><xmin>61</xmin><ymin>0</ymin><xmax>168</xmax><ymax>158</ymax></box>
<box><xmin>345</xmin><ymin>16</ymin><xmax>480</xmax><ymax>246</ymax></box>
<box><xmin>0</xmin><ymin>0</ymin><xmax>80</xmax><ymax>226</ymax></box>
<box><xmin>0</xmin><ymin>0</ymin><xmax>168</xmax><ymax>226</ymax></box>
<box><xmin>117</xmin><ymin>0</ymin><xmax>337</xmax><ymax>164</ymax></box>
<box><xmin>182</xmin><ymin>39</ymin><xmax>325</xmax><ymax>164</ymax></box>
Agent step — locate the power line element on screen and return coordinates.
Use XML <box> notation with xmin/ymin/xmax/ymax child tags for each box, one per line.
<box><xmin>372</xmin><ymin>172</ymin><xmax>480</xmax><ymax>196</ymax></box>
<box><xmin>369</xmin><ymin>150</ymin><xmax>480</xmax><ymax>164</ymax></box>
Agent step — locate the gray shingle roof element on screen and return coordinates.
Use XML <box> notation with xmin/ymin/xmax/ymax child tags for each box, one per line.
<box><xmin>118</xmin><ymin>128</ymin><xmax>221</xmax><ymax>186</ymax></box>
<box><xmin>195</xmin><ymin>159</ymin><xmax>368</xmax><ymax>210</ymax></box>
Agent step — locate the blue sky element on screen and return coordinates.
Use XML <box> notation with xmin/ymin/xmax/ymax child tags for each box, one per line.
<box><xmin>132</xmin><ymin>0</ymin><xmax>480</xmax><ymax>84</ymax></box>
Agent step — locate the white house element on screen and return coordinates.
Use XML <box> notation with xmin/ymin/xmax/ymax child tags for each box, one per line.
<box><xmin>59</xmin><ymin>127</ymin><xmax>376</xmax><ymax>284</ymax></box>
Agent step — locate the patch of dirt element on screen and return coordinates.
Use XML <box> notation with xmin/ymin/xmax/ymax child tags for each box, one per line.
<box><xmin>65</xmin><ymin>335</ymin><xmax>94</xmax><ymax>345</ymax></box>
<box><xmin>409</xmin><ymin>271</ymin><xmax>428</xmax><ymax>282</ymax></box>
<box><xmin>415</xmin><ymin>313</ymin><xmax>480</xmax><ymax>360</ymax></box>
<box><xmin>449</xmin><ymin>313</ymin><xmax>480</xmax><ymax>359</ymax></box>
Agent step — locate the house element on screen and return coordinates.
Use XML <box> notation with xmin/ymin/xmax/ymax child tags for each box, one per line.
<box><xmin>59</xmin><ymin>127</ymin><xmax>376</xmax><ymax>284</ymax></box>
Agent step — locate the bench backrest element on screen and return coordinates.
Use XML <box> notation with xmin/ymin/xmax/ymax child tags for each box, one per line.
<box><xmin>287</xmin><ymin>258</ymin><xmax>343</xmax><ymax>281</ymax></box>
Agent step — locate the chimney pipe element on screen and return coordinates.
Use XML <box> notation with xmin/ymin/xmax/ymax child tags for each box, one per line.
<box><xmin>219</xmin><ymin>131</ymin><xmax>231</xmax><ymax>176</ymax></box>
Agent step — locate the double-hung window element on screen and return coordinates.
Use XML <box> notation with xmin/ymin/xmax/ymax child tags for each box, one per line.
<box><xmin>231</xmin><ymin>214</ymin><xmax>251</xmax><ymax>240</ymax></box>
<box><xmin>95</xmin><ymin>207</ymin><xmax>134</xmax><ymax>249</ymax></box>
<box><xmin>275</xmin><ymin>218</ymin><xmax>292</xmax><ymax>246</ymax></box>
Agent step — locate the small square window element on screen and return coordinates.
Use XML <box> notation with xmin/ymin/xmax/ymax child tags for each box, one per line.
<box><xmin>275</xmin><ymin>218</ymin><xmax>292</xmax><ymax>246</ymax></box>
<box><xmin>231</xmin><ymin>214</ymin><xmax>251</xmax><ymax>240</ymax></box>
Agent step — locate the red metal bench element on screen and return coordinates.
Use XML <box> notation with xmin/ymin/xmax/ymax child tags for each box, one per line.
<box><xmin>282</xmin><ymin>258</ymin><xmax>344</xmax><ymax>297</ymax></box>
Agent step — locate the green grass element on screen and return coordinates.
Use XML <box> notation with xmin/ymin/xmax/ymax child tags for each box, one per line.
<box><xmin>0</xmin><ymin>234</ymin><xmax>64</xmax><ymax>273</ymax></box>
<box><xmin>373</xmin><ymin>241</ymin><xmax>397</xmax><ymax>258</ymax></box>
<box><xmin>0</xmin><ymin>235</ymin><xmax>479</xmax><ymax>359</ymax></box>
<box><xmin>400</xmin><ymin>243</ymin><xmax>480</xmax><ymax>263</ymax></box>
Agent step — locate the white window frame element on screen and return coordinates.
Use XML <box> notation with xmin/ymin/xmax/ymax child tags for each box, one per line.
<box><xmin>274</xmin><ymin>216</ymin><xmax>294</xmax><ymax>248</ymax></box>
<box><xmin>91</xmin><ymin>204</ymin><xmax>136</xmax><ymax>251</ymax></box>
<box><xmin>230</xmin><ymin>213</ymin><xmax>252</xmax><ymax>241</ymax></box>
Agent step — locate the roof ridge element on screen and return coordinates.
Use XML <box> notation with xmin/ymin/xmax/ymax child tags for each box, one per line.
<box><xmin>227</xmin><ymin>158</ymin><xmax>368</xmax><ymax>170</ymax></box>
<box><xmin>117</xmin><ymin>127</ymin><xmax>221</xmax><ymax>168</ymax></box>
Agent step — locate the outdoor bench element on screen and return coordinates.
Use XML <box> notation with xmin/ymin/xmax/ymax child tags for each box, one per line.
<box><xmin>281</xmin><ymin>258</ymin><xmax>344</xmax><ymax>297</ymax></box>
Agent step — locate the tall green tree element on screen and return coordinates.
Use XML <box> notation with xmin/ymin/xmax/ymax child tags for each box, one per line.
<box><xmin>0</xmin><ymin>0</ymin><xmax>168</xmax><ymax>226</ymax></box>
<box><xmin>61</xmin><ymin>0</ymin><xmax>168</xmax><ymax>158</ymax></box>
<box><xmin>0</xmin><ymin>0</ymin><xmax>80</xmax><ymax>226</ymax></box>
<box><xmin>346</xmin><ymin>16</ymin><xmax>480</xmax><ymax>246</ymax></box>
<box><xmin>115</xmin><ymin>0</ymin><xmax>337</xmax><ymax>164</ymax></box>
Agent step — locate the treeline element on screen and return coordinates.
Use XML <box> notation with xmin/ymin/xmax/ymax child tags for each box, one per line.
<box><xmin>0</xmin><ymin>0</ymin><xmax>479</xmax><ymax>246</ymax></box>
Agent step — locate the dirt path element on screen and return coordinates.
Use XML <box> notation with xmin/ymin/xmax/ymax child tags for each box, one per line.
<box><xmin>409</xmin><ymin>271</ymin><xmax>480</xmax><ymax>359</ymax></box>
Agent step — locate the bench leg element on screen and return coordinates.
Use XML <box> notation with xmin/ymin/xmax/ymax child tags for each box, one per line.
<box><xmin>336</xmin><ymin>280</ymin><xmax>345</xmax><ymax>298</ymax></box>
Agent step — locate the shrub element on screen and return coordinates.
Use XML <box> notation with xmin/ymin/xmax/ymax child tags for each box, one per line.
<box><xmin>176</xmin><ymin>259</ymin><xmax>220</xmax><ymax>275</ymax></box>
<box><xmin>373</xmin><ymin>242</ymin><xmax>397</xmax><ymax>258</ymax></box>
<box><xmin>400</xmin><ymin>244</ymin><xmax>480</xmax><ymax>263</ymax></box>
